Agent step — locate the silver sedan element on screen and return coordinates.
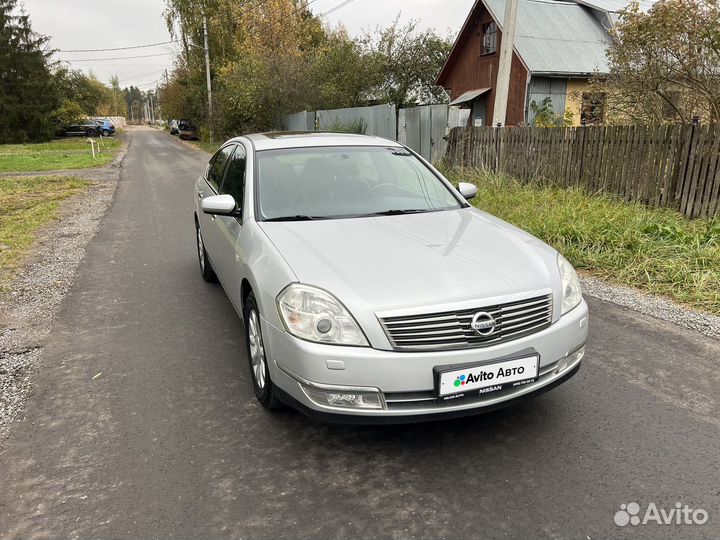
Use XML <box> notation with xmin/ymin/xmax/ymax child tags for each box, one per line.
<box><xmin>194</xmin><ymin>132</ymin><xmax>588</xmax><ymax>423</ymax></box>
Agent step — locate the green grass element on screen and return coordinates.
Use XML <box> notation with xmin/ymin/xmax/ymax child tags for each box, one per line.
<box><xmin>188</xmin><ymin>138</ymin><xmax>219</xmax><ymax>154</ymax></box>
<box><xmin>0</xmin><ymin>138</ymin><xmax>123</xmax><ymax>173</ymax></box>
<box><xmin>0</xmin><ymin>175</ymin><xmax>90</xmax><ymax>288</ymax></box>
<box><xmin>442</xmin><ymin>168</ymin><xmax>720</xmax><ymax>315</ymax></box>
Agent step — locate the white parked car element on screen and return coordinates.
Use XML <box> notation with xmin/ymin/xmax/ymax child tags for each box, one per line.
<box><xmin>194</xmin><ymin>132</ymin><xmax>588</xmax><ymax>423</ymax></box>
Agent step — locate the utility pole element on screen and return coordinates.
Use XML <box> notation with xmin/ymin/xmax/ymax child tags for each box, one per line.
<box><xmin>202</xmin><ymin>6</ymin><xmax>214</xmax><ymax>142</ymax></box>
<box><xmin>149</xmin><ymin>92</ymin><xmax>155</xmax><ymax>124</ymax></box>
<box><xmin>155</xmin><ymin>85</ymin><xmax>162</xmax><ymax>123</ymax></box>
<box><xmin>492</xmin><ymin>0</ymin><xmax>519</xmax><ymax>127</ymax></box>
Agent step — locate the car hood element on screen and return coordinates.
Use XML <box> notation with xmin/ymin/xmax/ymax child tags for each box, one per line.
<box><xmin>258</xmin><ymin>207</ymin><xmax>560</xmax><ymax>315</ymax></box>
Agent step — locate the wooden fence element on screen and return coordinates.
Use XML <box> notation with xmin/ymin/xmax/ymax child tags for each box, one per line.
<box><xmin>443</xmin><ymin>125</ymin><xmax>720</xmax><ymax>219</ymax></box>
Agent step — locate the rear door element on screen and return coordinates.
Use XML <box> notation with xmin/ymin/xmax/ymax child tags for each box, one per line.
<box><xmin>211</xmin><ymin>143</ymin><xmax>248</xmax><ymax>308</ymax></box>
<box><xmin>198</xmin><ymin>144</ymin><xmax>235</xmax><ymax>275</ymax></box>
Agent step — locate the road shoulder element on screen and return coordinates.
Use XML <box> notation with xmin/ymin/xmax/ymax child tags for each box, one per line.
<box><xmin>0</xmin><ymin>135</ymin><xmax>130</xmax><ymax>445</ymax></box>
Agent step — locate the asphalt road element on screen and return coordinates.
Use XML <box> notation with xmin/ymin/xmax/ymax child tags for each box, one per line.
<box><xmin>0</xmin><ymin>128</ymin><xmax>718</xmax><ymax>540</ymax></box>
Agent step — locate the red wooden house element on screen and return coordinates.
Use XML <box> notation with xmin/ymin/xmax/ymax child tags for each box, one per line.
<box><xmin>436</xmin><ymin>0</ymin><xmax>620</xmax><ymax>126</ymax></box>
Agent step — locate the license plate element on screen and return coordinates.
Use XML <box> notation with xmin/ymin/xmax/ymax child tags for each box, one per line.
<box><xmin>437</xmin><ymin>355</ymin><xmax>539</xmax><ymax>397</ymax></box>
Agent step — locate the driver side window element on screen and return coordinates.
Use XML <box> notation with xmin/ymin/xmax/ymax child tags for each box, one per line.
<box><xmin>207</xmin><ymin>145</ymin><xmax>234</xmax><ymax>191</ymax></box>
<box><xmin>220</xmin><ymin>145</ymin><xmax>247</xmax><ymax>217</ymax></box>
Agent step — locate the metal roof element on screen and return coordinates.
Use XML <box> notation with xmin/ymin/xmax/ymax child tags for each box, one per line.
<box><xmin>484</xmin><ymin>0</ymin><xmax>613</xmax><ymax>75</ymax></box>
<box><xmin>573</xmin><ymin>0</ymin><xmax>656</xmax><ymax>13</ymax></box>
<box><xmin>449</xmin><ymin>88</ymin><xmax>491</xmax><ymax>106</ymax></box>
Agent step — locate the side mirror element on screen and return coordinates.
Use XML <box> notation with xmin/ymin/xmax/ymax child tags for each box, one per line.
<box><xmin>201</xmin><ymin>194</ymin><xmax>237</xmax><ymax>216</ymax></box>
<box><xmin>457</xmin><ymin>182</ymin><xmax>477</xmax><ymax>201</ymax></box>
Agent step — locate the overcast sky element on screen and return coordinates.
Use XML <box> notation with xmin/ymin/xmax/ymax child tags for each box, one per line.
<box><xmin>20</xmin><ymin>0</ymin><xmax>474</xmax><ymax>89</ymax></box>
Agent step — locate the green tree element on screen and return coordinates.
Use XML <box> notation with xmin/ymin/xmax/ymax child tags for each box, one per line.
<box><xmin>308</xmin><ymin>27</ymin><xmax>377</xmax><ymax>110</ymax></box>
<box><xmin>51</xmin><ymin>98</ymin><xmax>86</xmax><ymax>126</ymax></box>
<box><xmin>360</xmin><ymin>19</ymin><xmax>453</xmax><ymax>107</ymax></box>
<box><xmin>590</xmin><ymin>0</ymin><xmax>720</xmax><ymax>124</ymax></box>
<box><xmin>122</xmin><ymin>85</ymin><xmax>145</xmax><ymax>123</ymax></box>
<box><xmin>53</xmin><ymin>69</ymin><xmax>113</xmax><ymax>116</ymax></box>
<box><xmin>160</xmin><ymin>1</ymin><xmax>454</xmax><ymax>137</ymax></box>
<box><xmin>0</xmin><ymin>0</ymin><xmax>58</xmax><ymax>142</ymax></box>
<box><xmin>109</xmin><ymin>75</ymin><xmax>126</xmax><ymax>116</ymax></box>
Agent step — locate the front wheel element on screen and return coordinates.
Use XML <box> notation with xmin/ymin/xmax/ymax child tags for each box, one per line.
<box><xmin>244</xmin><ymin>293</ymin><xmax>283</xmax><ymax>411</ymax></box>
<box><xmin>85</xmin><ymin>128</ymin><xmax>97</xmax><ymax>137</ymax></box>
<box><xmin>195</xmin><ymin>221</ymin><xmax>217</xmax><ymax>282</ymax></box>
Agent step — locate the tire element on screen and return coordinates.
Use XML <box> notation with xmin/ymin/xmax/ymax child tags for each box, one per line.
<box><xmin>244</xmin><ymin>293</ymin><xmax>283</xmax><ymax>411</ymax></box>
<box><xmin>195</xmin><ymin>220</ymin><xmax>217</xmax><ymax>282</ymax></box>
<box><xmin>103</xmin><ymin>129</ymin><xmax>111</xmax><ymax>137</ymax></box>
<box><xmin>86</xmin><ymin>128</ymin><xmax>97</xmax><ymax>137</ymax></box>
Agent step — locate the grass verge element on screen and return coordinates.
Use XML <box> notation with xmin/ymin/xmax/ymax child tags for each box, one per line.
<box><xmin>442</xmin><ymin>168</ymin><xmax>720</xmax><ymax>315</ymax></box>
<box><xmin>0</xmin><ymin>138</ymin><xmax>123</xmax><ymax>173</ymax></box>
<box><xmin>0</xmin><ymin>175</ymin><xmax>90</xmax><ymax>289</ymax></box>
<box><xmin>188</xmin><ymin>138</ymin><xmax>219</xmax><ymax>154</ymax></box>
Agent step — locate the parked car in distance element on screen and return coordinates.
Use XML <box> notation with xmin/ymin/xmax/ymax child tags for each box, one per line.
<box><xmin>169</xmin><ymin>119</ymin><xmax>180</xmax><ymax>135</ymax></box>
<box><xmin>56</xmin><ymin>119</ymin><xmax>104</xmax><ymax>137</ymax></box>
<box><xmin>178</xmin><ymin>119</ymin><xmax>198</xmax><ymax>140</ymax></box>
<box><xmin>92</xmin><ymin>118</ymin><xmax>116</xmax><ymax>136</ymax></box>
<box><xmin>194</xmin><ymin>132</ymin><xmax>588</xmax><ymax>424</ymax></box>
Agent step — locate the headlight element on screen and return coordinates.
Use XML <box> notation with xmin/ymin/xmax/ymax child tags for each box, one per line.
<box><xmin>558</xmin><ymin>253</ymin><xmax>582</xmax><ymax>315</ymax></box>
<box><xmin>277</xmin><ymin>284</ymin><xmax>369</xmax><ymax>346</ymax></box>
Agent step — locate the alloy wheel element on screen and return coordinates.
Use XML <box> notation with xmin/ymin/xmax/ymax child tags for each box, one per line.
<box><xmin>248</xmin><ymin>310</ymin><xmax>266</xmax><ymax>389</ymax></box>
<box><xmin>196</xmin><ymin>227</ymin><xmax>205</xmax><ymax>272</ymax></box>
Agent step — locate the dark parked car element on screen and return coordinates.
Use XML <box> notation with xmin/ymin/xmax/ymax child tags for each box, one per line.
<box><xmin>178</xmin><ymin>120</ymin><xmax>198</xmax><ymax>140</ymax></box>
<box><xmin>57</xmin><ymin>120</ymin><xmax>104</xmax><ymax>137</ymax></box>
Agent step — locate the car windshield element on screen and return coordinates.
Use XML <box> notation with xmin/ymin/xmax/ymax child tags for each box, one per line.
<box><xmin>256</xmin><ymin>146</ymin><xmax>463</xmax><ymax>221</ymax></box>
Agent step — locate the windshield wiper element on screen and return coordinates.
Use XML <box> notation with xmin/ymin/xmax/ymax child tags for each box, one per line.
<box><xmin>264</xmin><ymin>215</ymin><xmax>325</xmax><ymax>222</ymax></box>
<box><xmin>367</xmin><ymin>208</ymin><xmax>436</xmax><ymax>217</ymax></box>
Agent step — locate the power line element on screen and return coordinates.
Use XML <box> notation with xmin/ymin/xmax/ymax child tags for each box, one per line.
<box><xmin>81</xmin><ymin>63</ymin><xmax>171</xmax><ymax>68</ymax></box>
<box><xmin>58</xmin><ymin>40</ymin><xmax>179</xmax><ymax>53</ymax></box>
<box><xmin>135</xmin><ymin>79</ymin><xmax>163</xmax><ymax>89</ymax></box>
<box><xmin>59</xmin><ymin>52</ymin><xmax>176</xmax><ymax>62</ymax></box>
<box><xmin>293</xmin><ymin>0</ymin><xmax>320</xmax><ymax>15</ymax></box>
<box><xmin>318</xmin><ymin>0</ymin><xmax>356</xmax><ymax>17</ymax></box>
<box><xmin>118</xmin><ymin>69</ymin><xmax>167</xmax><ymax>84</ymax></box>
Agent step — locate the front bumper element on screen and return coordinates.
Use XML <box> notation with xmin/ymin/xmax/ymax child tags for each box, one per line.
<box><xmin>262</xmin><ymin>299</ymin><xmax>588</xmax><ymax>421</ymax></box>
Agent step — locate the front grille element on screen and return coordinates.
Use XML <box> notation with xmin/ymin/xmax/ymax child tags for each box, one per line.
<box><xmin>378</xmin><ymin>294</ymin><xmax>553</xmax><ymax>351</ymax></box>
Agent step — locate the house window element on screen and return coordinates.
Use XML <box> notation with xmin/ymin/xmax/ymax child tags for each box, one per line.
<box><xmin>482</xmin><ymin>22</ymin><xmax>497</xmax><ymax>55</ymax></box>
<box><xmin>581</xmin><ymin>92</ymin><xmax>606</xmax><ymax>125</ymax></box>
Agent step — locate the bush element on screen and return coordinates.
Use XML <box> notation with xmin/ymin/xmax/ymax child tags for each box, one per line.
<box><xmin>530</xmin><ymin>97</ymin><xmax>573</xmax><ymax>128</ymax></box>
<box><xmin>51</xmin><ymin>99</ymin><xmax>86</xmax><ymax>127</ymax></box>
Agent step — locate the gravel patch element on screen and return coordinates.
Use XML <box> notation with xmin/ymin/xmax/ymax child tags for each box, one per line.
<box><xmin>0</xmin><ymin>140</ymin><xmax>128</xmax><ymax>445</ymax></box>
<box><xmin>580</xmin><ymin>274</ymin><xmax>720</xmax><ymax>341</ymax></box>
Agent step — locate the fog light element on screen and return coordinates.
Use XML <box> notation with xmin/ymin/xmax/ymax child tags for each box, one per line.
<box><xmin>301</xmin><ymin>384</ymin><xmax>384</xmax><ymax>410</ymax></box>
<box><xmin>555</xmin><ymin>345</ymin><xmax>585</xmax><ymax>374</ymax></box>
